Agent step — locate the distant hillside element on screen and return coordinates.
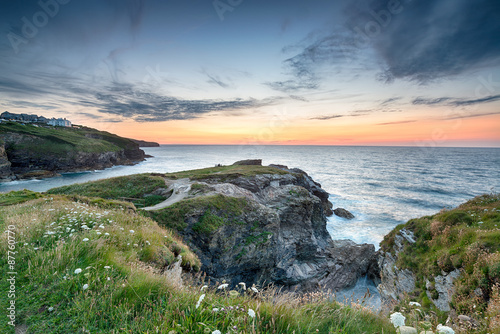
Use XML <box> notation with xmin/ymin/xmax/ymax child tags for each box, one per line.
<box><xmin>129</xmin><ymin>138</ymin><xmax>160</xmax><ymax>147</ymax></box>
<box><xmin>0</xmin><ymin>122</ymin><xmax>146</xmax><ymax>180</ymax></box>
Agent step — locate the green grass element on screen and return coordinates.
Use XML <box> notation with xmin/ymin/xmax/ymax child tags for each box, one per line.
<box><xmin>0</xmin><ymin>189</ymin><xmax>42</xmax><ymax>206</ymax></box>
<box><xmin>380</xmin><ymin>193</ymin><xmax>500</xmax><ymax>328</ymax></box>
<box><xmin>47</xmin><ymin>174</ymin><xmax>167</xmax><ymax>207</ymax></box>
<box><xmin>160</xmin><ymin>164</ymin><xmax>289</xmax><ymax>181</ymax></box>
<box><xmin>0</xmin><ymin>195</ymin><xmax>396</xmax><ymax>334</ymax></box>
<box><xmin>144</xmin><ymin>194</ymin><xmax>249</xmax><ymax>235</ymax></box>
<box><xmin>0</xmin><ymin>122</ymin><xmax>136</xmax><ymax>157</ymax></box>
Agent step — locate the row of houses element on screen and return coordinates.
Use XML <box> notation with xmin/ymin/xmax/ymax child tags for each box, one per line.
<box><xmin>0</xmin><ymin>112</ymin><xmax>72</xmax><ymax>127</ymax></box>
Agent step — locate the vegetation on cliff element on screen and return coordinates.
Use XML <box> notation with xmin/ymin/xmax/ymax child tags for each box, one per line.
<box><xmin>0</xmin><ymin>122</ymin><xmax>145</xmax><ymax>179</ymax></box>
<box><xmin>0</xmin><ymin>122</ymin><xmax>137</xmax><ymax>156</ymax></box>
<box><xmin>380</xmin><ymin>193</ymin><xmax>500</xmax><ymax>332</ymax></box>
<box><xmin>47</xmin><ymin>174</ymin><xmax>168</xmax><ymax>207</ymax></box>
<box><xmin>0</xmin><ymin>190</ymin><xmax>395</xmax><ymax>333</ymax></box>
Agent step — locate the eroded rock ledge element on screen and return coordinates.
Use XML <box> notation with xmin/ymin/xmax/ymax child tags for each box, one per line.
<box><xmin>145</xmin><ymin>161</ymin><xmax>378</xmax><ymax>292</ymax></box>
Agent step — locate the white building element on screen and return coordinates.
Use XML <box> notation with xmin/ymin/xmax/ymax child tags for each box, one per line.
<box><xmin>48</xmin><ymin>118</ymin><xmax>72</xmax><ymax>127</ymax></box>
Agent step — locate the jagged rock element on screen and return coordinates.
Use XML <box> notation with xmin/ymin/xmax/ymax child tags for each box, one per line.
<box><xmin>164</xmin><ymin>255</ymin><xmax>183</xmax><ymax>287</ymax></box>
<box><xmin>153</xmin><ymin>165</ymin><xmax>377</xmax><ymax>292</ymax></box>
<box><xmin>0</xmin><ymin>142</ymin><xmax>13</xmax><ymax>181</ymax></box>
<box><xmin>334</xmin><ymin>208</ymin><xmax>355</xmax><ymax>219</ymax></box>
<box><xmin>427</xmin><ymin>269</ymin><xmax>461</xmax><ymax>311</ymax></box>
<box><xmin>378</xmin><ymin>250</ymin><xmax>416</xmax><ymax>307</ymax></box>
<box><xmin>232</xmin><ymin>159</ymin><xmax>262</xmax><ymax>166</ymax></box>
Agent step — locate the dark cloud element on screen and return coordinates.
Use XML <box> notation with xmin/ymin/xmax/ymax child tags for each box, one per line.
<box><xmin>0</xmin><ymin>73</ymin><xmax>278</xmax><ymax>122</ymax></box>
<box><xmin>273</xmin><ymin>0</ymin><xmax>500</xmax><ymax>87</ymax></box>
<box><xmin>452</xmin><ymin>94</ymin><xmax>500</xmax><ymax>106</ymax></box>
<box><xmin>346</xmin><ymin>0</ymin><xmax>500</xmax><ymax>83</ymax></box>
<box><xmin>267</xmin><ymin>31</ymin><xmax>359</xmax><ymax>93</ymax></box>
<box><xmin>412</xmin><ymin>97</ymin><xmax>452</xmax><ymax>106</ymax></box>
<box><xmin>412</xmin><ymin>94</ymin><xmax>500</xmax><ymax>106</ymax></box>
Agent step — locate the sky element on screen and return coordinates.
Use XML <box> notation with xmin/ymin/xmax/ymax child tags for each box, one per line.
<box><xmin>0</xmin><ymin>0</ymin><xmax>499</xmax><ymax>146</ymax></box>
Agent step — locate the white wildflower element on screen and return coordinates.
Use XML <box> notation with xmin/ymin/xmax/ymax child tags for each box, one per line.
<box><xmin>200</xmin><ymin>285</ymin><xmax>208</xmax><ymax>291</ymax></box>
<box><xmin>390</xmin><ymin>312</ymin><xmax>405</xmax><ymax>328</ymax></box>
<box><xmin>82</xmin><ymin>238</ymin><xmax>89</xmax><ymax>242</ymax></box>
<box><xmin>104</xmin><ymin>233</ymin><xmax>109</xmax><ymax>236</ymax></box>
<box><xmin>239</xmin><ymin>282</ymin><xmax>246</xmax><ymax>290</ymax></box>
<box><xmin>196</xmin><ymin>294</ymin><xmax>205</xmax><ymax>309</ymax></box>
<box><xmin>251</xmin><ymin>286</ymin><xmax>259</xmax><ymax>293</ymax></box>
<box><xmin>48</xmin><ymin>307</ymin><xmax>54</xmax><ymax>312</ymax></box>
<box><xmin>104</xmin><ymin>266</ymin><xmax>111</xmax><ymax>269</ymax></box>
<box><xmin>409</xmin><ymin>301</ymin><xmax>421</xmax><ymax>307</ymax></box>
<box><xmin>212</xmin><ymin>331</ymin><xmax>221</xmax><ymax>334</ymax></box>
<box><xmin>82</xmin><ymin>284</ymin><xmax>89</xmax><ymax>291</ymax></box>
<box><xmin>217</xmin><ymin>283</ymin><xmax>229</xmax><ymax>290</ymax></box>
<box><xmin>129</xmin><ymin>230</ymin><xmax>135</xmax><ymax>233</ymax></box>
<box><xmin>96</xmin><ymin>232</ymin><xmax>101</xmax><ymax>235</ymax></box>
<box><xmin>248</xmin><ymin>308</ymin><xmax>256</xmax><ymax>318</ymax></box>
<box><xmin>436</xmin><ymin>324</ymin><xmax>455</xmax><ymax>334</ymax></box>
<box><xmin>212</xmin><ymin>308</ymin><xmax>219</xmax><ymax>312</ymax></box>
<box><xmin>74</xmin><ymin>268</ymin><xmax>82</xmax><ymax>274</ymax></box>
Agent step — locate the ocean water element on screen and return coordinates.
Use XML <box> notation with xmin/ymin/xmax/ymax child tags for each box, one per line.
<box><xmin>2</xmin><ymin>145</ymin><xmax>499</xmax><ymax>247</ymax></box>
<box><xmin>2</xmin><ymin>145</ymin><xmax>498</xmax><ymax>307</ymax></box>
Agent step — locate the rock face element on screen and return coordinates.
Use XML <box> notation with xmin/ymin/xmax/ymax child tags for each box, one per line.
<box><xmin>0</xmin><ymin>142</ymin><xmax>13</xmax><ymax>180</ymax></box>
<box><xmin>150</xmin><ymin>164</ymin><xmax>377</xmax><ymax>292</ymax></box>
<box><xmin>0</xmin><ymin>128</ymin><xmax>145</xmax><ymax>180</ymax></box>
<box><xmin>378</xmin><ymin>228</ymin><xmax>459</xmax><ymax>311</ymax></box>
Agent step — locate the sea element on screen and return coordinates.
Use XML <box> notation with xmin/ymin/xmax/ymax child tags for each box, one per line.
<box><xmin>2</xmin><ymin>145</ymin><xmax>499</xmax><ymax>307</ymax></box>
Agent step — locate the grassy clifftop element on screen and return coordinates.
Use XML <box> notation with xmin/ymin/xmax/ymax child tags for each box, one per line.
<box><xmin>0</xmin><ymin>122</ymin><xmax>138</xmax><ymax>156</ymax></box>
<box><xmin>0</xmin><ymin>191</ymin><xmax>395</xmax><ymax>333</ymax></box>
<box><xmin>381</xmin><ymin>194</ymin><xmax>500</xmax><ymax>331</ymax></box>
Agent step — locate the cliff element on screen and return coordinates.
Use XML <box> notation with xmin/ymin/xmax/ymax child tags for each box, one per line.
<box><xmin>0</xmin><ymin>122</ymin><xmax>146</xmax><ymax>180</ymax></box>
<box><xmin>129</xmin><ymin>138</ymin><xmax>160</xmax><ymax>147</ymax></box>
<box><xmin>378</xmin><ymin>194</ymin><xmax>500</xmax><ymax>330</ymax></box>
<box><xmin>140</xmin><ymin>161</ymin><xmax>378</xmax><ymax>292</ymax></box>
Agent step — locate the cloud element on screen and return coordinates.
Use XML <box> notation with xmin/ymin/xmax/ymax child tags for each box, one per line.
<box><xmin>310</xmin><ymin>114</ymin><xmax>345</xmax><ymax>120</ymax></box>
<box><xmin>0</xmin><ymin>73</ymin><xmax>279</xmax><ymax>122</ymax></box>
<box><xmin>412</xmin><ymin>97</ymin><xmax>452</xmax><ymax>106</ymax></box>
<box><xmin>443</xmin><ymin>111</ymin><xmax>500</xmax><ymax>120</ymax></box>
<box><xmin>412</xmin><ymin>94</ymin><xmax>500</xmax><ymax>106</ymax></box>
<box><xmin>380</xmin><ymin>97</ymin><xmax>402</xmax><ymax>105</ymax></box>
<box><xmin>310</xmin><ymin>109</ymin><xmax>372</xmax><ymax>120</ymax></box>
<box><xmin>202</xmin><ymin>70</ymin><xmax>231</xmax><ymax>89</ymax></box>
<box><xmin>345</xmin><ymin>0</ymin><xmax>500</xmax><ymax>83</ymax></box>
<box><xmin>82</xmin><ymin>84</ymin><xmax>275</xmax><ymax>122</ymax></box>
<box><xmin>452</xmin><ymin>94</ymin><xmax>500</xmax><ymax>106</ymax></box>
<box><xmin>273</xmin><ymin>0</ymin><xmax>500</xmax><ymax>87</ymax></box>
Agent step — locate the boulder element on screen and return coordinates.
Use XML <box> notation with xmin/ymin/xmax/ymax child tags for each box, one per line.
<box><xmin>334</xmin><ymin>208</ymin><xmax>355</xmax><ymax>219</ymax></box>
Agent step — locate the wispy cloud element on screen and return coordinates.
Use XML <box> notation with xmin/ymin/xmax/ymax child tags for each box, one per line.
<box><xmin>443</xmin><ymin>111</ymin><xmax>500</xmax><ymax>120</ymax></box>
<box><xmin>412</xmin><ymin>94</ymin><xmax>500</xmax><ymax>106</ymax></box>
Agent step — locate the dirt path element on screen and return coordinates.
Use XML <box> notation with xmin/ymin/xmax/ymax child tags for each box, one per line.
<box><xmin>143</xmin><ymin>178</ymin><xmax>191</xmax><ymax>211</ymax></box>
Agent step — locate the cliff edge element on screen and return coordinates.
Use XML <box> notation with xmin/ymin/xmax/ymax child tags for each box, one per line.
<box><xmin>0</xmin><ymin>122</ymin><xmax>146</xmax><ymax>181</ymax></box>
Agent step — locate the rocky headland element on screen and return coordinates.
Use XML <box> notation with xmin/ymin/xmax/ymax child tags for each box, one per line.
<box><xmin>0</xmin><ymin>122</ymin><xmax>147</xmax><ymax>181</ymax></box>
<box><xmin>141</xmin><ymin>160</ymin><xmax>379</xmax><ymax>292</ymax></box>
